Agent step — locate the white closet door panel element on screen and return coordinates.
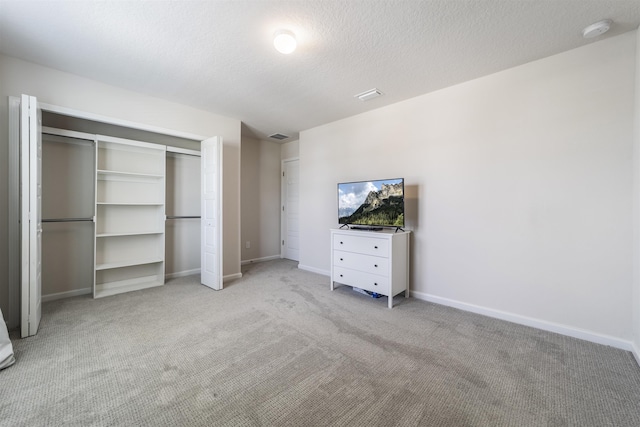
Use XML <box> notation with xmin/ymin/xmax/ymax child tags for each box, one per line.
<box><xmin>201</xmin><ymin>137</ymin><xmax>222</xmax><ymax>290</ymax></box>
<box><xmin>20</xmin><ymin>94</ymin><xmax>42</xmax><ymax>337</ymax></box>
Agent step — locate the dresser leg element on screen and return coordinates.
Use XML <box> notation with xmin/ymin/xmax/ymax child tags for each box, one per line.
<box><xmin>330</xmin><ymin>280</ymin><xmax>334</xmax><ymax>291</ymax></box>
<box><xmin>388</xmin><ymin>295</ymin><xmax>393</xmax><ymax>309</ymax></box>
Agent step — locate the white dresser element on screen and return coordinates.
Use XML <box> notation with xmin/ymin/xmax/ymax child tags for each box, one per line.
<box><xmin>331</xmin><ymin>228</ymin><xmax>410</xmax><ymax>308</ymax></box>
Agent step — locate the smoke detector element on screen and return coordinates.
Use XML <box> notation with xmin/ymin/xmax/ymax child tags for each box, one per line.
<box><xmin>582</xmin><ymin>19</ymin><xmax>612</xmax><ymax>38</ymax></box>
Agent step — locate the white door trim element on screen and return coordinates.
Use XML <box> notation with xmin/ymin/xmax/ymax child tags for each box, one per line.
<box><xmin>8</xmin><ymin>97</ymin><xmax>20</xmax><ymax>329</ymax></box>
<box><xmin>38</xmin><ymin>102</ymin><xmax>206</xmax><ymax>142</ymax></box>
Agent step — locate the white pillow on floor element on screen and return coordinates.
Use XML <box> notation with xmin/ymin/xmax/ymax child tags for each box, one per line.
<box><xmin>0</xmin><ymin>308</ymin><xmax>15</xmax><ymax>370</ymax></box>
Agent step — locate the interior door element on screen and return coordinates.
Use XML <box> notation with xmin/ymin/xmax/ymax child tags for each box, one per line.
<box><xmin>281</xmin><ymin>159</ymin><xmax>300</xmax><ymax>261</ymax></box>
<box><xmin>20</xmin><ymin>94</ymin><xmax>42</xmax><ymax>338</ymax></box>
<box><xmin>201</xmin><ymin>137</ymin><xmax>223</xmax><ymax>290</ymax></box>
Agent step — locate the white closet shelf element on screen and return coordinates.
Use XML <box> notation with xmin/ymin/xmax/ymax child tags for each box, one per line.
<box><xmin>97</xmin><ymin>169</ymin><xmax>163</xmax><ymax>179</ymax></box>
<box><xmin>95</xmin><ymin>258</ymin><xmax>163</xmax><ymax>271</ymax></box>
<box><xmin>94</xmin><ymin>277</ymin><xmax>163</xmax><ymax>299</ymax></box>
<box><xmin>96</xmin><ymin>202</ymin><xmax>164</xmax><ymax>206</ymax></box>
<box><xmin>96</xmin><ymin>231</ymin><xmax>164</xmax><ymax>238</ymax></box>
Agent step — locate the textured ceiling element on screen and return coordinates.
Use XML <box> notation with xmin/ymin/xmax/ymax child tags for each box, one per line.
<box><xmin>1</xmin><ymin>0</ymin><xmax>639</xmax><ymax>141</ymax></box>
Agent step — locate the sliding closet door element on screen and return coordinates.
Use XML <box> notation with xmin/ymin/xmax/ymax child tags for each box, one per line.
<box><xmin>20</xmin><ymin>94</ymin><xmax>42</xmax><ymax>338</ymax></box>
<box><xmin>201</xmin><ymin>137</ymin><xmax>222</xmax><ymax>290</ymax></box>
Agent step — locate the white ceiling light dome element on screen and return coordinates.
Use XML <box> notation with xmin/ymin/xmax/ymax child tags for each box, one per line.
<box><xmin>273</xmin><ymin>29</ymin><xmax>297</xmax><ymax>54</ymax></box>
<box><xmin>582</xmin><ymin>19</ymin><xmax>612</xmax><ymax>38</ymax></box>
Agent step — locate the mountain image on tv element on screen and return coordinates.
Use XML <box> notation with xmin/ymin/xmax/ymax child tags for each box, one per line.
<box><xmin>338</xmin><ymin>178</ymin><xmax>404</xmax><ymax>227</ymax></box>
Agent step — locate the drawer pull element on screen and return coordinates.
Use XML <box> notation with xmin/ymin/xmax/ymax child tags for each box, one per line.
<box><xmin>340</xmin><ymin>258</ymin><xmax>344</xmax><ymax>261</ymax></box>
<box><xmin>340</xmin><ymin>241</ymin><xmax>344</xmax><ymax>244</ymax></box>
<box><xmin>374</xmin><ymin>282</ymin><xmax>378</xmax><ymax>286</ymax></box>
<box><xmin>340</xmin><ymin>274</ymin><xmax>343</xmax><ymax>277</ymax></box>
<box><xmin>374</xmin><ymin>264</ymin><xmax>378</xmax><ymax>267</ymax></box>
<box><xmin>374</xmin><ymin>246</ymin><xmax>378</xmax><ymax>249</ymax></box>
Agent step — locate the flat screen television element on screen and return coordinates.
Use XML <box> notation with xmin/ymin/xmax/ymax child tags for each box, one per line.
<box><xmin>338</xmin><ymin>178</ymin><xmax>404</xmax><ymax>230</ymax></box>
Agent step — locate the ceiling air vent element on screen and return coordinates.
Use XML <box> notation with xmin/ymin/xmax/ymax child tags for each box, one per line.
<box><xmin>354</xmin><ymin>88</ymin><xmax>383</xmax><ymax>101</ymax></box>
<box><xmin>269</xmin><ymin>133</ymin><xmax>289</xmax><ymax>140</ymax></box>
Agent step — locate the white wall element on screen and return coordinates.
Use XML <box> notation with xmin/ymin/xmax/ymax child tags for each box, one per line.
<box><xmin>0</xmin><ymin>54</ymin><xmax>242</xmax><ymax>325</ymax></box>
<box><xmin>299</xmin><ymin>32</ymin><xmax>637</xmax><ymax>348</ymax></box>
<box><xmin>241</xmin><ymin>136</ymin><xmax>282</xmax><ymax>263</ymax></box>
<box><xmin>281</xmin><ymin>139</ymin><xmax>299</xmax><ymax>160</ymax></box>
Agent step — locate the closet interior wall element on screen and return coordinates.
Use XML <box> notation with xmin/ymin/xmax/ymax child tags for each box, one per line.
<box><xmin>165</xmin><ymin>151</ymin><xmax>201</xmax><ymax>278</ymax></box>
<box><xmin>41</xmin><ymin>132</ymin><xmax>95</xmax><ymax>300</ymax></box>
<box><xmin>40</xmin><ymin>112</ymin><xmax>201</xmax><ymax>301</ymax></box>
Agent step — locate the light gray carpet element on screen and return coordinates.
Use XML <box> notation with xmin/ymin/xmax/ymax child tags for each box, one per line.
<box><xmin>1</xmin><ymin>259</ymin><xmax>639</xmax><ymax>426</ymax></box>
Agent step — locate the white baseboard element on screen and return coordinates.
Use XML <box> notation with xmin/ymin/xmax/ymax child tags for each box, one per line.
<box><xmin>165</xmin><ymin>269</ymin><xmax>200</xmax><ymax>280</ymax></box>
<box><xmin>410</xmin><ymin>290</ymin><xmax>634</xmax><ymax>352</ymax></box>
<box><xmin>223</xmin><ymin>273</ymin><xmax>243</xmax><ymax>282</ymax></box>
<box><xmin>298</xmin><ymin>264</ymin><xmax>330</xmax><ymax>277</ymax></box>
<box><xmin>42</xmin><ymin>288</ymin><xmax>92</xmax><ymax>303</ymax></box>
<box><xmin>632</xmin><ymin>342</ymin><xmax>640</xmax><ymax>367</ymax></box>
<box><xmin>241</xmin><ymin>255</ymin><xmax>281</xmax><ymax>265</ymax></box>
<box><xmin>166</xmin><ymin>269</ymin><xmax>242</xmax><ymax>283</ymax></box>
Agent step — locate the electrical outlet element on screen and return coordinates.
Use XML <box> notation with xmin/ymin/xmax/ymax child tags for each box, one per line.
<box><xmin>246</xmin><ymin>241</ymin><xmax>251</xmax><ymax>249</ymax></box>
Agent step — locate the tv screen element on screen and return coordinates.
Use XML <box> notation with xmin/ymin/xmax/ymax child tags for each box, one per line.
<box><xmin>338</xmin><ymin>178</ymin><xmax>404</xmax><ymax>228</ymax></box>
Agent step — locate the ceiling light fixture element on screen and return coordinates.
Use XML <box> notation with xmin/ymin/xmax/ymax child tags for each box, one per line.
<box><xmin>273</xmin><ymin>30</ymin><xmax>297</xmax><ymax>54</ymax></box>
<box><xmin>582</xmin><ymin>19</ymin><xmax>612</xmax><ymax>38</ymax></box>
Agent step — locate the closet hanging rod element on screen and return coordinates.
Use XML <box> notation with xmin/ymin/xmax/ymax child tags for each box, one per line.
<box><xmin>166</xmin><ymin>216</ymin><xmax>201</xmax><ymax>219</ymax></box>
<box><xmin>42</xmin><ymin>218</ymin><xmax>93</xmax><ymax>223</ymax></box>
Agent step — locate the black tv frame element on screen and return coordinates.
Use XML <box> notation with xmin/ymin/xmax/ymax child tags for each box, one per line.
<box><xmin>337</xmin><ymin>178</ymin><xmax>405</xmax><ymax>232</ymax></box>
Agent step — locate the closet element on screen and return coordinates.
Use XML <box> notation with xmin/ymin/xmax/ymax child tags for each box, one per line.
<box><xmin>10</xmin><ymin>95</ymin><xmax>222</xmax><ymax>337</ymax></box>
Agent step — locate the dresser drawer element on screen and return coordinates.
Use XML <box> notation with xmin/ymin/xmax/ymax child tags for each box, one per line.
<box><xmin>333</xmin><ymin>250</ymin><xmax>389</xmax><ymax>276</ymax></box>
<box><xmin>333</xmin><ymin>266</ymin><xmax>389</xmax><ymax>295</ymax></box>
<box><xmin>332</xmin><ymin>234</ymin><xmax>389</xmax><ymax>257</ymax></box>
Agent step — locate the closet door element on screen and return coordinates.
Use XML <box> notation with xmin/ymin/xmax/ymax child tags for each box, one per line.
<box><xmin>20</xmin><ymin>95</ymin><xmax>42</xmax><ymax>338</ymax></box>
<box><xmin>201</xmin><ymin>137</ymin><xmax>223</xmax><ymax>290</ymax></box>
<box><xmin>94</xmin><ymin>136</ymin><xmax>166</xmax><ymax>298</ymax></box>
